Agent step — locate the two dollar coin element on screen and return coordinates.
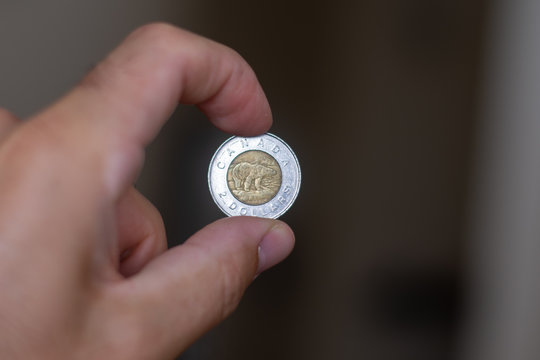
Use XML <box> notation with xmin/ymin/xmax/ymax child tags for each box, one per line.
<box><xmin>208</xmin><ymin>133</ymin><xmax>301</xmax><ymax>218</ymax></box>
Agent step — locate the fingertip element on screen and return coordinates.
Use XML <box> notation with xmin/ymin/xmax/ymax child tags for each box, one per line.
<box><xmin>257</xmin><ymin>221</ymin><xmax>295</xmax><ymax>275</ymax></box>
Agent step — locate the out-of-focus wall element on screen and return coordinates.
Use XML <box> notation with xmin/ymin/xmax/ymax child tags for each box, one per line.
<box><xmin>461</xmin><ymin>0</ymin><xmax>540</xmax><ymax>359</ymax></box>
<box><xmin>0</xmin><ymin>1</ymin><xmax>487</xmax><ymax>359</ymax></box>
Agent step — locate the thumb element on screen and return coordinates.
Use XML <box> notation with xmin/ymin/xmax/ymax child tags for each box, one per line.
<box><xmin>127</xmin><ymin>216</ymin><xmax>294</xmax><ymax>357</ymax></box>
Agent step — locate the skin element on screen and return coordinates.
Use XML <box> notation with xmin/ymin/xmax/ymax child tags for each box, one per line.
<box><xmin>0</xmin><ymin>23</ymin><xmax>295</xmax><ymax>359</ymax></box>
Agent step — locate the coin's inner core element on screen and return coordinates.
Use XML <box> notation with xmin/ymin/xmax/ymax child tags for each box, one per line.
<box><xmin>227</xmin><ymin>150</ymin><xmax>282</xmax><ymax>205</ymax></box>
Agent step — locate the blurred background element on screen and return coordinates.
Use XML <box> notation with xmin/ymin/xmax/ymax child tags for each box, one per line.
<box><xmin>2</xmin><ymin>1</ymin><xmax>540</xmax><ymax>359</ymax></box>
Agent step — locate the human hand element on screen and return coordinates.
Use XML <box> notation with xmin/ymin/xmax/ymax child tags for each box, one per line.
<box><xmin>0</xmin><ymin>23</ymin><xmax>294</xmax><ymax>359</ymax></box>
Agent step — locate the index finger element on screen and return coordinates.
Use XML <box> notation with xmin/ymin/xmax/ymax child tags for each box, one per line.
<box><xmin>30</xmin><ymin>23</ymin><xmax>272</xmax><ymax>196</ymax></box>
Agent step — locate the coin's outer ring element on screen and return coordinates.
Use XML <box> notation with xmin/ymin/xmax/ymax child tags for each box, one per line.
<box><xmin>208</xmin><ymin>133</ymin><xmax>301</xmax><ymax>219</ymax></box>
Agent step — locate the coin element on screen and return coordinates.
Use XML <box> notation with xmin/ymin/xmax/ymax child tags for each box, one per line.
<box><xmin>208</xmin><ymin>133</ymin><xmax>301</xmax><ymax>218</ymax></box>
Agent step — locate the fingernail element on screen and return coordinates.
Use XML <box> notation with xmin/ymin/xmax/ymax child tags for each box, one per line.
<box><xmin>256</xmin><ymin>223</ymin><xmax>295</xmax><ymax>275</ymax></box>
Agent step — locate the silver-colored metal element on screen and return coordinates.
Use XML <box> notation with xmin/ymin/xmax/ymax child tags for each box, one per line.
<box><xmin>208</xmin><ymin>133</ymin><xmax>301</xmax><ymax>218</ymax></box>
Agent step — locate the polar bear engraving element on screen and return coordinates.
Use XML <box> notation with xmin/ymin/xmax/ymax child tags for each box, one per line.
<box><xmin>232</xmin><ymin>162</ymin><xmax>277</xmax><ymax>191</ymax></box>
<box><xmin>227</xmin><ymin>150</ymin><xmax>282</xmax><ymax>205</ymax></box>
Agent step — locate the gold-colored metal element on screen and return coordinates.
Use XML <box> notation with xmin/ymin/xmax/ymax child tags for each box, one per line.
<box><xmin>227</xmin><ymin>150</ymin><xmax>282</xmax><ymax>205</ymax></box>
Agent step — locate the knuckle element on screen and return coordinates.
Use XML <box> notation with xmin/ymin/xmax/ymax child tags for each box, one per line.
<box><xmin>129</xmin><ymin>22</ymin><xmax>186</xmax><ymax>50</ymax></box>
<box><xmin>80</xmin><ymin>22</ymin><xmax>185</xmax><ymax>93</ymax></box>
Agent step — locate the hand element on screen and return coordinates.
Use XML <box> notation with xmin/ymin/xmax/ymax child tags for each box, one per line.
<box><xmin>0</xmin><ymin>23</ymin><xmax>294</xmax><ymax>359</ymax></box>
